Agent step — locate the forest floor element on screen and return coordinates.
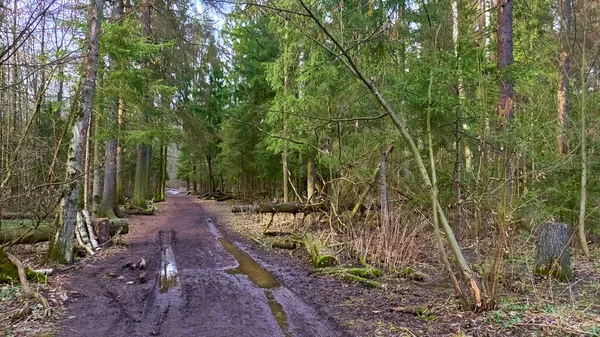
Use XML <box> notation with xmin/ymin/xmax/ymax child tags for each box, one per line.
<box><xmin>2</xmin><ymin>193</ymin><xmax>600</xmax><ymax>336</ymax></box>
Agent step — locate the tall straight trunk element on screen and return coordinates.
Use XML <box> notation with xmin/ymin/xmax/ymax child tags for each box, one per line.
<box><xmin>380</xmin><ymin>148</ymin><xmax>389</xmax><ymax>227</ymax></box>
<box><xmin>98</xmin><ymin>0</ymin><xmax>124</xmax><ymax>218</ymax></box>
<box><xmin>132</xmin><ymin>0</ymin><xmax>152</xmax><ymax>208</ymax></box>
<box><xmin>578</xmin><ymin>10</ymin><xmax>590</xmax><ymax>257</ymax></box>
<box><xmin>92</xmin><ymin>102</ymin><xmax>102</xmax><ymax>216</ymax></box>
<box><xmin>83</xmin><ymin>111</ymin><xmax>92</xmax><ymax>211</ymax></box>
<box><xmin>207</xmin><ymin>153</ymin><xmax>214</xmax><ymax>193</ymax></box>
<box><xmin>557</xmin><ymin>0</ymin><xmax>571</xmax><ymax>155</ymax></box>
<box><xmin>133</xmin><ymin>144</ymin><xmax>150</xmax><ymax>207</ymax></box>
<box><xmin>306</xmin><ymin>157</ymin><xmax>315</xmax><ymax>202</ymax></box>
<box><xmin>282</xmin><ymin>19</ymin><xmax>289</xmax><ymax>203</ymax></box>
<box><xmin>116</xmin><ymin>95</ymin><xmax>124</xmax><ymax>203</ymax></box>
<box><xmin>11</xmin><ymin>0</ymin><xmax>18</xmax><ymax>134</ymax></box>
<box><xmin>452</xmin><ymin>0</ymin><xmax>463</xmax><ymax>238</ymax></box>
<box><xmin>497</xmin><ymin>0</ymin><xmax>514</xmax><ymax>122</ymax></box>
<box><xmin>155</xmin><ymin>144</ymin><xmax>166</xmax><ymax>201</ymax></box>
<box><xmin>48</xmin><ymin>0</ymin><xmax>103</xmax><ymax>264</ymax></box>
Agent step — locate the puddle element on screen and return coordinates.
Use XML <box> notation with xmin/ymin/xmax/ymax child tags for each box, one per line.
<box><xmin>217</xmin><ymin>236</ymin><xmax>290</xmax><ymax>336</ymax></box>
<box><xmin>158</xmin><ymin>230</ymin><xmax>179</xmax><ymax>293</ymax></box>
<box><xmin>218</xmin><ymin>237</ymin><xmax>280</xmax><ymax>288</ymax></box>
<box><xmin>265</xmin><ymin>290</ymin><xmax>291</xmax><ymax>337</ymax></box>
<box><xmin>159</xmin><ymin>246</ymin><xmax>178</xmax><ymax>293</ymax></box>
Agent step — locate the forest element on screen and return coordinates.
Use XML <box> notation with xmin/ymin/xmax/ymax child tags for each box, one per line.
<box><xmin>2</xmin><ymin>0</ymin><xmax>600</xmax><ymax>336</ymax></box>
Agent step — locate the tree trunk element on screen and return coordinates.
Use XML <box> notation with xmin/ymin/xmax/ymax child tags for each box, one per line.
<box><xmin>116</xmin><ymin>95</ymin><xmax>124</xmax><ymax>203</ymax></box>
<box><xmin>578</xmin><ymin>11</ymin><xmax>590</xmax><ymax>257</ymax></box>
<box><xmin>557</xmin><ymin>0</ymin><xmax>571</xmax><ymax>155</ymax></box>
<box><xmin>282</xmin><ymin>19</ymin><xmax>290</xmax><ymax>203</ymax></box>
<box><xmin>94</xmin><ymin>218</ymin><xmax>111</xmax><ymax>246</ymax></box>
<box><xmin>48</xmin><ymin>0</ymin><xmax>103</xmax><ymax>264</ymax></box>
<box><xmin>306</xmin><ymin>157</ymin><xmax>315</xmax><ymax>203</ymax></box>
<box><xmin>497</xmin><ymin>0</ymin><xmax>514</xmax><ymax>122</ymax></box>
<box><xmin>207</xmin><ymin>153</ymin><xmax>214</xmax><ymax>193</ymax></box>
<box><xmin>534</xmin><ymin>222</ymin><xmax>571</xmax><ymax>281</ymax></box>
<box><xmin>155</xmin><ymin>144</ymin><xmax>166</xmax><ymax>201</ymax></box>
<box><xmin>133</xmin><ymin>143</ymin><xmax>150</xmax><ymax>208</ymax></box>
<box><xmin>132</xmin><ymin>0</ymin><xmax>152</xmax><ymax>209</ymax></box>
<box><xmin>92</xmin><ymin>101</ymin><xmax>102</xmax><ymax>217</ymax></box>
<box><xmin>100</xmin><ymin>130</ymin><xmax>119</xmax><ymax>218</ymax></box>
<box><xmin>98</xmin><ymin>0</ymin><xmax>124</xmax><ymax>218</ymax></box>
<box><xmin>350</xmin><ymin>145</ymin><xmax>394</xmax><ymax>220</ymax></box>
<box><xmin>380</xmin><ymin>148</ymin><xmax>389</xmax><ymax>227</ymax></box>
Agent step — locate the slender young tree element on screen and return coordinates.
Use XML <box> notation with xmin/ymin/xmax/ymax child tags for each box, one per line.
<box><xmin>557</xmin><ymin>0</ymin><xmax>571</xmax><ymax>155</ymax></box>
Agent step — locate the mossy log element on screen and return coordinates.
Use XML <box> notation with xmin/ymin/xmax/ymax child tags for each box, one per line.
<box><xmin>232</xmin><ymin>202</ymin><xmax>327</xmax><ymax>214</ymax></box>
<box><xmin>0</xmin><ymin>219</ymin><xmax>128</xmax><ymax>245</ymax></box>
<box><xmin>534</xmin><ymin>222</ymin><xmax>572</xmax><ymax>281</ymax></box>
<box><xmin>271</xmin><ymin>240</ymin><xmax>298</xmax><ymax>250</ymax></box>
<box><xmin>0</xmin><ymin>212</ymin><xmax>36</xmax><ymax>220</ymax></box>
<box><xmin>312</xmin><ymin>266</ymin><xmax>381</xmax><ymax>287</ymax></box>
<box><xmin>0</xmin><ymin>248</ymin><xmax>47</xmax><ymax>284</ymax></box>
<box><xmin>304</xmin><ymin>233</ymin><xmax>337</xmax><ymax>268</ymax></box>
<box><xmin>314</xmin><ymin>266</ymin><xmax>382</xmax><ymax>279</ymax></box>
<box><xmin>123</xmin><ymin>207</ymin><xmax>154</xmax><ymax>215</ymax></box>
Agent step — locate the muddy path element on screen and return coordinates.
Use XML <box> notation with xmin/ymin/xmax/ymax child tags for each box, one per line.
<box><xmin>58</xmin><ymin>194</ymin><xmax>343</xmax><ymax>337</ymax></box>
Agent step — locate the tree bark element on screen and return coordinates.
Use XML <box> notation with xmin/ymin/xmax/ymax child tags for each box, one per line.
<box><xmin>578</xmin><ymin>8</ymin><xmax>590</xmax><ymax>257</ymax></box>
<box><xmin>380</xmin><ymin>147</ymin><xmax>389</xmax><ymax>227</ymax></box>
<box><xmin>116</xmin><ymin>95</ymin><xmax>124</xmax><ymax>203</ymax></box>
<box><xmin>497</xmin><ymin>0</ymin><xmax>514</xmax><ymax>122</ymax></box>
<box><xmin>557</xmin><ymin>0</ymin><xmax>571</xmax><ymax>155</ymax></box>
<box><xmin>306</xmin><ymin>157</ymin><xmax>315</xmax><ymax>202</ymax></box>
<box><xmin>132</xmin><ymin>0</ymin><xmax>152</xmax><ymax>208</ymax></box>
<box><xmin>534</xmin><ymin>222</ymin><xmax>571</xmax><ymax>281</ymax></box>
<box><xmin>48</xmin><ymin>0</ymin><xmax>103</xmax><ymax>264</ymax></box>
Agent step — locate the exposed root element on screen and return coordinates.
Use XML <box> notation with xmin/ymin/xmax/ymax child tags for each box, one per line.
<box><xmin>4</xmin><ymin>252</ymin><xmax>50</xmax><ymax>312</ymax></box>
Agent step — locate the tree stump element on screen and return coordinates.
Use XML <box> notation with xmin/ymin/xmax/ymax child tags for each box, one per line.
<box><xmin>534</xmin><ymin>222</ymin><xmax>572</xmax><ymax>281</ymax></box>
<box><xmin>94</xmin><ymin>218</ymin><xmax>111</xmax><ymax>246</ymax></box>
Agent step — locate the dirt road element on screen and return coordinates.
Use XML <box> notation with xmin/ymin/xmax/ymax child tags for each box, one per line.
<box><xmin>58</xmin><ymin>194</ymin><xmax>343</xmax><ymax>337</ymax></box>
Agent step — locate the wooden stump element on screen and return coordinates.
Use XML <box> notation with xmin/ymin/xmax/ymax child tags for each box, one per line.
<box><xmin>535</xmin><ymin>222</ymin><xmax>572</xmax><ymax>281</ymax></box>
<box><xmin>95</xmin><ymin>218</ymin><xmax>111</xmax><ymax>246</ymax></box>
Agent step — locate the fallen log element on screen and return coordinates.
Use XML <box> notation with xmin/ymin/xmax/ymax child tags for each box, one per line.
<box><xmin>123</xmin><ymin>207</ymin><xmax>154</xmax><ymax>215</ymax></box>
<box><xmin>0</xmin><ymin>212</ymin><xmax>36</xmax><ymax>220</ymax></box>
<box><xmin>0</xmin><ymin>219</ymin><xmax>129</xmax><ymax>245</ymax></box>
<box><xmin>304</xmin><ymin>233</ymin><xmax>337</xmax><ymax>268</ymax></box>
<box><xmin>231</xmin><ymin>205</ymin><xmax>257</xmax><ymax>213</ymax></box>
<box><xmin>232</xmin><ymin>202</ymin><xmax>327</xmax><ymax>214</ymax></box>
<box><xmin>271</xmin><ymin>240</ymin><xmax>298</xmax><ymax>250</ymax></box>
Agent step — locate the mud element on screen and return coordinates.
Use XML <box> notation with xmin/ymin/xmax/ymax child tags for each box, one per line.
<box><xmin>58</xmin><ymin>194</ymin><xmax>343</xmax><ymax>337</ymax></box>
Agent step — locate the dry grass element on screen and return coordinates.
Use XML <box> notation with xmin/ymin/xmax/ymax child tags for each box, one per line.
<box><xmin>346</xmin><ymin>206</ymin><xmax>428</xmax><ymax>271</ymax></box>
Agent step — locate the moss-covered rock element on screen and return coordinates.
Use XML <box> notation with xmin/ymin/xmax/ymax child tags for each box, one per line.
<box><xmin>0</xmin><ymin>248</ymin><xmax>47</xmax><ymax>284</ymax></box>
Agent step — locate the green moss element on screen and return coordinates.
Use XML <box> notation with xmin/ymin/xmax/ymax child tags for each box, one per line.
<box><xmin>534</xmin><ymin>263</ymin><xmax>572</xmax><ymax>282</ymax></box>
<box><xmin>315</xmin><ymin>255</ymin><xmax>337</xmax><ymax>268</ymax></box>
<box><xmin>0</xmin><ymin>248</ymin><xmax>47</xmax><ymax>284</ymax></box>
<box><xmin>316</xmin><ymin>266</ymin><xmax>381</xmax><ymax>279</ymax></box>
<box><xmin>395</xmin><ymin>266</ymin><xmax>425</xmax><ymax>281</ymax></box>
<box><xmin>340</xmin><ymin>273</ymin><xmax>380</xmax><ymax>288</ymax></box>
